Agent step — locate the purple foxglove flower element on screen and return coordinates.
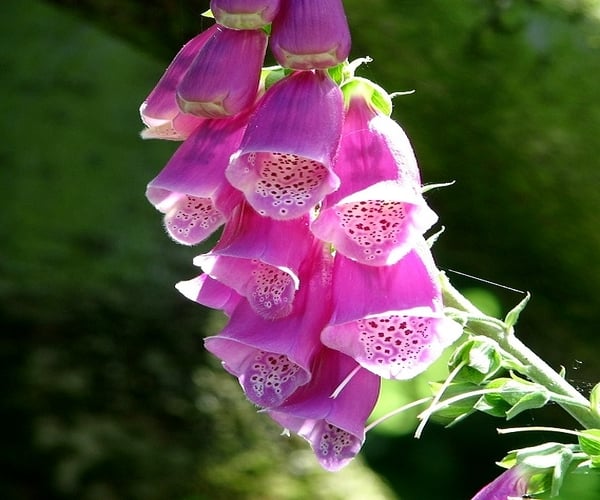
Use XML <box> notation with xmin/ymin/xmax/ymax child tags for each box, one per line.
<box><xmin>226</xmin><ymin>70</ymin><xmax>344</xmax><ymax>219</ymax></box>
<box><xmin>311</xmin><ymin>94</ymin><xmax>438</xmax><ymax>266</ymax></box>
<box><xmin>140</xmin><ymin>26</ymin><xmax>218</xmax><ymax>128</ymax></box>
<box><xmin>270</xmin><ymin>0</ymin><xmax>351</xmax><ymax>70</ymax></box>
<box><xmin>176</xmin><ymin>273</ymin><xmax>243</xmax><ymax>316</ymax></box>
<box><xmin>472</xmin><ymin>465</ymin><xmax>531</xmax><ymax>500</ymax></box>
<box><xmin>204</xmin><ymin>243</ymin><xmax>334</xmax><ymax>408</ymax></box>
<box><xmin>146</xmin><ymin>112</ymin><xmax>249</xmax><ymax>245</ymax></box>
<box><xmin>194</xmin><ymin>202</ymin><xmax>316</xmax><ymax>319</ymax></box>
<box><xmin>269</xmin><ymin>347</ymin><xmax>380</xmax><ymax>471</ymax></box>
<box><xmin>321</xmin><ymin>240</ymin><xmax>462</xmax><ymax>379</ymax></box>
<box><xmin>210</xmin><ymin>0</ymin><xmax>281</xmax><ymax>29</ymax></box>
<box><xmin>177</xmin><ymin>26</ymin><xmax>267</xmax><ymax>118</ymax></box>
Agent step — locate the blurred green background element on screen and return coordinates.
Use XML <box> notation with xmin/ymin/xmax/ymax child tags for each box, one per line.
<box><xmin>2</xmin><ymin>0</ymin><xmax>599</xmax><ymax>498</ymax></box>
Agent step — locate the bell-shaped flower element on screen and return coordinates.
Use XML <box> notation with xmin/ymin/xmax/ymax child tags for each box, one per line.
<box><xmin>311</xmin><ymin>90</ymin><xmax>438</xmax><ymax>266</ymax></box>
<box><xmin>268</xmin><ymin>347</ymin><xmax>380</xmax><ymax>471</ymax></box>
<box><xmin>321</xmin><ymin>240</ymin><xmax>462</xmax><ymax>379</ymax></box>
<box><xmin>226</xmin><ymin>70</ymin><xmax>344</xmax><ymax>220</ymax></box>
<box><xmin>176</xmin><ymin>273</ymin><xmax>243</xmax><ymax>317</ymax></box>
<box><xmin>194</xmin><ymin>202</ymin><xmax>315</xmax><ymax>319</ymax></box>
<box><xmin>146</xmin><ymin>112</ymin><xmax>249</xmax><ymax>245</ymax></box>
<box><xmin>270</xmin><ymin>0</ymin><xmax>351</xmax><ymax>70</ymax></box>
<box><xmin>177</xmin><ymin>26</ymin><xmax>268</xmax><ymax>118</ymax></box>
<box><xmin>210</xmin><ymin>0</ymin><xmax>280</xmax><ymax>29</ymax></box>
<box><xmin>204</xmin><ymin>243</ymin><xmax>334</xmax><ymax>408</ymax></box>
<box><xmin>140</xmin><ymin>26</ymin><xmax>217</xmax><ymax>128</ymax></box>
<box><xmin>471</xmin><ymin>464</ymin><xmax>532</xmax><ymax>500</ymax></box>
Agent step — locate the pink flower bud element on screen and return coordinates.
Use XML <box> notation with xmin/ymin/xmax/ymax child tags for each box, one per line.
<box><xmin>270</xmin><ymin>0</ymin><xmax>351</xmax><ymax>69</ymax></box>
<box><xmin>210</xmin><ymin>0</ymin><xmax>281</xmax><ymax>29</ymax></box>
<box><xmin>177</xmin><ymin>26</ymin><xmax>267</xmax><ymax>118</ymax></box>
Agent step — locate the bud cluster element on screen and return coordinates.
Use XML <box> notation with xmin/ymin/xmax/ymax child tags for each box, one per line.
<box><xmin>140</xmin><ymin>0</ymin><xmax>461</xmax><ymax>470</ymax></box>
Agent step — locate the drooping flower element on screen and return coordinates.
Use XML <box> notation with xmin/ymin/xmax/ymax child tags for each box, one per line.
<box><xmin>269</xmin><ymin>347</ymin><xmax>380</xmax><ymax>471</ymax></box>
<box><xmin>311</xmin><ymin>84</ymin><xmax>438</xmax><ymax>266</ymax></box>
<box><xmin>204</xmin><ymin>242</ymin><xmax>334</xmax><ymax>408</ymax></box>
<box><xmin>177</xmin><ymin>26</ymin><xmax>268</xmax><ymax>118</ymax></box>
<box><xmin>210</xmin><ymin>0</ymin><xmax>281</xmax><ymax>30</ymax></box>
<box><xmin>194</xmin><ymin>202</ymin><xmax>315</xmax><ymax>319</ymax></box>
<box><xmin>146</xmin><ymin>111</ymin><xmax>250</xmax><ymax>245</ymax></box>
<box><xmin>471</xmin><ymin>464</ymin><xmax>532</xmax><ymax>500</ymax></box>
<box><xmin>226</xmin><ymin>70</ymin><xmax>344</xmax><ymax>220</ymax></box>
<box><xmin>140</xmin><ymin>112</ymin><xmax>205</xmax><ymax>141</ymax></box>
<box><xmin>140</xmin><ymin>26</ymin><xmax>218</xmax><ymax>129</ymax></box>
<box><xmin>321</xmin><ymin>240</ymin><xmax>462</xmax><ymax>379</ymax></box>
<box><xmin>270</xmin><ymin>0</ymin><xmax>351</xmax><ymax>70</ymax></box>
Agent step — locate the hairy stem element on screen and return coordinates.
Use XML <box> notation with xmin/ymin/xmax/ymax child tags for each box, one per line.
<box><xmin>440</xmin><ymin>273</ymin><xmax>600</xmax><ymax>430</ymax></box>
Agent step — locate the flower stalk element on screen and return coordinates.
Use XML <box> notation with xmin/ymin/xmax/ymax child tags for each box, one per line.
<box><xmin>440</xmin><ymin>272</ymin><xmax>600</xmax><ymax>430</ymax></box>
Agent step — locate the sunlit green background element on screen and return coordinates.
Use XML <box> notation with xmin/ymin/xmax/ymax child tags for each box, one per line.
<box><xmin>2</xmin><ymin>0</ymin><xmax>599</xmax><ymax>498</ymax></box>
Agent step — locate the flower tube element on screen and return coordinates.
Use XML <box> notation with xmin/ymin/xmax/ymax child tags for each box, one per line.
<box><xmin>204</xmin><ymin>243</ymin><xmax>334</xmax><ymax>408</ymax></box>
<box><xmin>146</xmin><ymin>112</ymin><xmax>249</xmax><ymax>245</ymax></box>
<box><xmin>321</xmin><ymin>240</ymin><xmax>462</xmax><ymax>379</ymax></box>
<box><xmin>311</xmin><ymin>87</ymin><xmax>438</xmax><ymax>266</ymax></box>
<box><xmin>194</xmin><ymin>202</ymin><xmax>315</xmax><ymax>319</ymax></box>
<box><xmin>177</xmin><ymin>26</ymin><xmax>268</xmax><ymax>118</ymax></box>
<box><xmin>269</xmin><ymin>347</ymin><xmax>380</xmax><ymax>471</ymax></box>
<box><xmin>140</xmin><ymin>26</ymin><xmax>217</xmax><ymax>128</ymax></box>
<box><xmin>227</xmin><ymin>70</ymin><xmax>344</xmax><ymax>219</ymax></box>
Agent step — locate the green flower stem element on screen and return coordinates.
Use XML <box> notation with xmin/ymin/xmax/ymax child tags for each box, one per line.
<box><xmin>440</xmin><ymin>273</ymin><xmax>600</xmax><ymax>430</ymax></box>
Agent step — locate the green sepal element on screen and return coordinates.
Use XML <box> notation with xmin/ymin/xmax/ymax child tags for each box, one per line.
<box><xmin>201</xmin><ymin>9</ymin><xmax>214</xmax><ymax>18</ymax></box>
<box><xmin>341</xmin><ymin>76</ymin><xmax>393</xmax><ymax>117</ymax></box>
<box><xmin>448</xmin><ymin>337</ymin><xmax>504</xmax><ymax>384</ymax></box>
<box><xmin>261</xmin><ymin>66</ymin><xmax>287</xmax><ymax>91</ymax></box>
<box><xmin>578</xmin><ymin>429</ymin><xmax>600</xmax><ymax>459</ymax></box>
<box><xmin>504</xmin><ymin>292</ymin><xmax>531</xmax><ymax>329</ymax></box>
<box><xmin>327</xmin><ymin>62</ymin><xmax>345</xmax><ymax>86</ymax></box>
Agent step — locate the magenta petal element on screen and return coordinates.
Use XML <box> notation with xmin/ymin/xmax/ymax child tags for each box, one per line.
<box><xmin>210</xmin><ymin>0</ymin><xmax>280</xmax><ymax>29</ymax></box>
<box><xmin>204</xmin><ymin>244</ymin><xmax>334</xmax><ymax>407</ymax></box>
<box><xmin>312</xmin><ymin>181</ymin><xmax>438</xmax><ymax>266</ymax></box>
<box><xmin>140</xmin><ymin>26</ymin><xmax>217</xmax><ymax>127</ymax></box>
<box><xmin>226</xmin><ymin>70</ymin><xmax>343</xmax><ymax>219</ymax></box>
<box><xmin>176</xmin><ymin>274</ymin><xmax>242</xmax><ymax>316</ymax></box>
<box><xmin>472</xmin><ymin>465</ymin><xmax>531</xmax><ymax>500</ymax></box>
<box><xmin>194</xmin><ymin>203</ymin><xmax>315</xmax><ymax>318</ymax></box>
<box><xmin>140</xmin><ymin>112</ymin><xmax>205</xmax><ymax>141</ymax></box>
<box><xmin>269</xmin><ymin>348</ymin><xmax>380</xmax><ymax>471</ymax></box>
<box><xmin>177</xmin><ymin>26</ymin><xmax>267</xmax><ymax>118</ymax></box>
<box><xmin>146</xmin><ymin>113</ymin><xmax>249</xmax><ymax>244</ymax></box>
<box><xmin>321</xmin><ymin>243</ymin><xmax>462</xmax><ymax>379</ymax></box>
<box><xmin>270</xmin><ymin>0</ymin><xmax>351</xmax><ymax>70</ymax></box>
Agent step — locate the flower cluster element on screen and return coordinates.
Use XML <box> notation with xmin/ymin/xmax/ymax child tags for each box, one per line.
<box><xmin>140</xmin><ymin>0</ymin><xmax>461</xmax><ymax>471</ymax></box>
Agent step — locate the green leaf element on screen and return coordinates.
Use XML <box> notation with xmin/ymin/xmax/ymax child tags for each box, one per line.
<box><xmin>578</xmin><ymin>429</ymin><xmax>600</xmax><ymax>457</ymax></box>
<box><xmin>590</xmin><ymin>383</ymin><xmax>600</xmax><ymax>417</ymax></box>
<box><xmin>504</xmin><ymin>292</ymin><xmax>531</xmax><ymax>329</ymax></box>
<box><xmin>448</xmin><ymin>337</ymin><xmax>503</xmax><ymax>384</ymax></box>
